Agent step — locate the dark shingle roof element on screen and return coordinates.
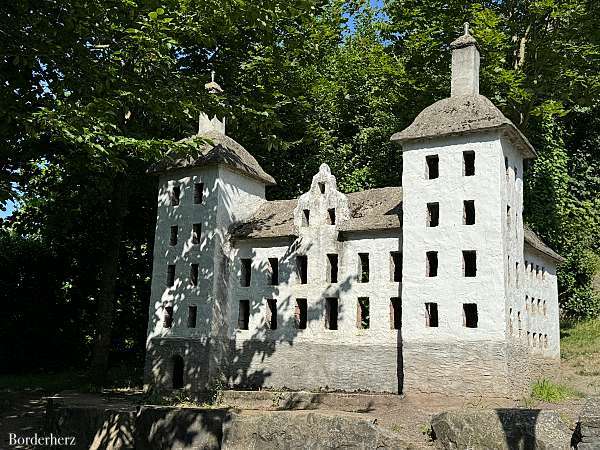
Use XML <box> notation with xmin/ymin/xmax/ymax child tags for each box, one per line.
<box><xmin>524</xmin><ymin>225</ymin><xmax>565</xmax><ymax>263</ymax></box>
<box><xmin>230</xmin><ymin>187</ymin><xmax>403</xmax><ymax>239</ymax></box>
<box><xmin>339</xmin><ymin>187</ymin><xmax>403</xmax><ymax>232</ymax></box>
<box><xmin>148</xmin><ymin>130</ymin><xmax>276</xmax><ymax>185</ymax></box>
<box><xmin>230</xmin><ymin>199</ymin><xmax>297</xmax><ymax>240</ymax></box>
<box><xmin>390</xmin><ymin>94</ymin><xmax>536</xmax><ymax>158</ymax></box>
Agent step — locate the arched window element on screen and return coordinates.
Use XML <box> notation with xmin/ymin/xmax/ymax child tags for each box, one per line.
<box><xmin>172</xmin><ymin>355</ymin><xmax>184</xmax><ymax>389</ymax></box>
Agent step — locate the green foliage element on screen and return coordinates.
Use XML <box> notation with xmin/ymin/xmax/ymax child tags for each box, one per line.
<box><xmin>1</xmin><ymin>0</ymin><xmax>599</xmax><ymax>377</ymax></box>
<box><xmin>531</xmin><ymin>379</ymin><xmax>580</xmax><ymax>403</ymax></box>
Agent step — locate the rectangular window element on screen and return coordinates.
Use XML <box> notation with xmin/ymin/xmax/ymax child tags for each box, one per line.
<box><xmin>302</xmin><ymin>209</ymin><xmax>310</xmax><ymax>226</ymax></box>
<box><xmin>463</xmin><ymin>200</ymin><xmax>475</xmax><ymax>225</ymax></box>
<box><xmin>295</xmin><ymin>299</ymin><xmax>307</xmax><ymax>329</ymax></box>
<box><xmin>463</xmin><ymin>250</ymin><xmax>477</xmax><ymax>277</ymax></box>
<box><xmin>325</xmin><ymin>298</ymin><xmax>338</xmax><ymax>330</ymax></box>
<box><xmin>266</xmin><ymin>299</ymin><xmax>277</xmax><ymax>330</ymax></box>
<box><xmin>358</xmin><ymin>253</ymin><xmax>369</xmax><ymax>283</ymax></box>
<box><xmin>170</xmin><ymin>225</ymin><xmax>178</xmax><ymax>246</ymax></box>
<box><xmin>425</xmin><ymin>302</ymin><xmax>438</xmax><ymax>327</ymax></box>
<box><xmin>505</xmin><ymin>157</ymin><xmax>509</xmax><ymax>175</ymax></box>
<box><xmin>543</xmin><ymin>300</ymin><xmax>547</xmax><ymax>316</ymax></box>
<box><xmin>506</xmin><ymin>205</ymin><xmax>511</xmax><ymax>227</ymax></box>
<box><xmin>318</xmin><ymin>182</ymin><xmax>326</xmax><ymax>194</ymax></box>
<box><xmin>426</xmin><ymin>155</ymin><xmax>439</xmax><ymax>179</ymax></box>
<box><xmin>427</xmin><ymin>202</ymin><xmax>439</xmax><ymax>227</ymax></box>
<box><xmin>167</xmin><ymin>264</ymin><xmax>176</xmax><ymax>287</ymax></box>
<box><xmin>187</xmin><ymin>305</ymin><xmax>197</xmax><ymax>328</ymax></box>
<box><xmin>463</xmin><ymin>303</ymin><xmax>478</xmax><ymax>328</ymax></box>
<box><xmin>357</xmin><ymin>297</ymin><xmax>370</xmax><ymax>329</ymax></box>
<box><xmin>390</xmin><ymin>297</ymin><xmax>402</xmax><ymax>330</ymax></box>
<box><xmin>463</xmin><ymin>151</ymin><xmax>475</xmax><ymax>176</ymax></box>
<box><xmin>190</xmin><ymin>263</ymin><xmax>199</xmax><ymax>287</ymax></box>
<box><xmin>327</xmin><ymin>254</ymin><xmax>338</xmax><ymax>283</ymax></box>
<box><xmin>268</xmin><ymin>258</ymin><xmax>279</xmax><ymax>285</ymax></box>
<box><xmin>390</xmin><ymin>251</ymin><xmax>402</xmax><ymax>282</ymax></box>
<box><xmin>171</xmin><ymin>185</ymin><xmax>181</xmax><ymax>206</ymax></box>
<box><xmin>535</xmin><ymin>265</ymin><xmax>540</xmax><ymax>278</ymax></box>
<box><xmin>240</xmin><ymin>258</ymin><xmax>251</xmax><ymax>287</ymax></box>
<box><xmin>327</xmin><ymin>208</ymin><xmax>336</xmax><ymax>225</ymax></box>
<box><xmin>164</xmin><ymin>305</ymin><xmax>173</xmax><ymax>328</ymax></box>
<box><xmin>194</xmin><ymin>182</ymin><xmax>204</xmax><ymax>204</ymax></box>
<box><xmin>426</xmin><ymin>251</ymin><xmax>438</xmax><ymax>277</ymax></box>
<box><xmin>192</xmin><ymin>223</ymin><xmax>201</xmax><ymax>245</ymax></box>
<box><xmin>238</xmin><ymin>300</ymin><xmax>250</xmax><ymax>330</ymax></box>
<box><xmin>297</xmin><ymin>255</ymin><xmax>308</xmax><ymax>284</ymax></box>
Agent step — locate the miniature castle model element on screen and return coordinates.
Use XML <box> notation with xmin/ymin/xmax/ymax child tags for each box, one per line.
<box><xmin>144</xmin><ymin>27</ymin><xmax>564</xmax><ymax>398</ymax></box>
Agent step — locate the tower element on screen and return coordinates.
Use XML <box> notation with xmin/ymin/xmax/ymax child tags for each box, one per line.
<box><xmin>144</xmin><ymin>74</ymin><xmax>275</xmax><ymax>392</ymax></box>
<box><xmin>391</xmin><ymin>25</ymin><xmax>541</xmax><ymax>397</ymax></box>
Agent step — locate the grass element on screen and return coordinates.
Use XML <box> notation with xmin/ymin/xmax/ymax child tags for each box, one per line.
<box><xmin>531</xmin><ymin>378</ymin><xmax>581</xmax><ymax>403</ymax></box>
<box><xmin>561</xmin><ymin>318</ymin><xmax>600</xmax><ymax>360</ymax></box>
<box><xmin>0</xmin><ymin>364</ymin><xmax>143</xmax><ymax>393</ymax></box>
<box><xmin>561</xmin><ymin>318</ymin><xmax>600</xmax><ymax>377</ymax></box>
<box><xmin>0</xmin><ymin>371</ymin><xmax>89</xmax><ymax>392</ymax></box>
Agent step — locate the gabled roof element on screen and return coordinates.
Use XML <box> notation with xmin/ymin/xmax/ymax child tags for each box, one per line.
<box><xmin>230</xmin><ymin>199</ymin><xmax>297</xmax><ymax>240</ymax></box>
<box><xmin>338</xmin><ymin>187</ymin><xmax>403</xmax><ymax>232</ymax></box>
<box><xmin>390</xmin><ymin>94</ymin><xmax>536</xmax><ymax>158</ymax></box>
<box><xmin>148</xmin><ymin>130</ymin><xmax>276</xmax><ymax>185</ymax></box>
<box><xmin>230</xmin><ymin>187</ymin><xmax>403</xmax><ymax>239</ymax></box>
<box><xmin>524</xmin><ymin>225</ymin><xmax>565</xmax><ymax>263</ymax></box>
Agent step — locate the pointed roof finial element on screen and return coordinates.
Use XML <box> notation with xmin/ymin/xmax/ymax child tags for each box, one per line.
<box><xmin>204</xmin><ymin>70</ymin><xmax>223</xmax><ymax>94</ymax></box>
<box><xmin>464</xmin><ymin>22</ymin><xmax>470</xmax><ymax>35</ymax></box>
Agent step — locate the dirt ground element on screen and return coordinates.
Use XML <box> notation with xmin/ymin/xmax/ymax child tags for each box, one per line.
<box><xmin>0</xmin><ymin>359</ymin><xmax>597</xmax><ymax>450</ymax></box>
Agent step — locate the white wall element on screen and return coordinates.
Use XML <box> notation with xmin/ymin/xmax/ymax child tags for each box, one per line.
<box><xmin>401</xmin><ymin>133</ymin><xmax>507</xmax><ymax>343</ymax></box>
<box><xmin>146</xmin><ymin>165</ymin><xmax>266</xmax><ymax>343</ymax></box>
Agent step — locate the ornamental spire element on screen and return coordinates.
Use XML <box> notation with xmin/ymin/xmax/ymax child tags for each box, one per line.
<box><xmin>198</xmin><ymin>70</ymin><xmax>225</xmax><ymax>134</ymax></box>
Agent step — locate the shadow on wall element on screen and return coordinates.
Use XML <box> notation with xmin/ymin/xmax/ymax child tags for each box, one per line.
<box><xmin>144</xmin><ymin>172</ymin><xmax>404</xmax><ymax>395</ymax></box>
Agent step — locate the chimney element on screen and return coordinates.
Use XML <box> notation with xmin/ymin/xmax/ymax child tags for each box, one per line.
<box><xmin>450</xmin><ymin>23</ymin><xmax>480</xmax><ymax>97</ymax></box>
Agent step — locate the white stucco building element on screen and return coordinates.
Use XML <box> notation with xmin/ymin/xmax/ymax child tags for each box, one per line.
<box><xmin>144</xmin><ymin>28</ymin><xmax>564</xmax><ymax>398</ymax></box>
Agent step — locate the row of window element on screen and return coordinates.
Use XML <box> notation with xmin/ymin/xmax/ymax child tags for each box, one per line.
<box><xmin>526</xmin><ymin>331</ymin><xmax>549</xmax><ymax>349</ymax></box>
<box><xmin>426</xmin><ymin>200</ymin><xmax>475</xmax><ymax>227</ymax></box>
<box><xmin>525</xmin><ymin>296</ymin><xmax>548</xmax><ymax>317</ymax></box>
<box><xmin>424</xmin><ymin>151</ymin><xmax>476</xmax><ymax>180</ymax></box>
<box><xmin>164</xmin><ymin>249</ymin><xmax>478</xmax><ymax>288</ymax></box>
<box><xmin>170</xmin><ymin>182</ymin><xmax>204</xmax><ymax>207</ymax></box>
<box><xmin>169</xmin><ymin>223</ymin><xmax>202</xmax><ymax>246</ymax></box>
<box><xmin>161</xmin><ymin>299</ymin><xmax>480</xmax><ymax>331</ymax></box>
<box><xmin>237</xmin><ymin>299</ymin><xmax>478</xmax><ymax>330</ymax></box>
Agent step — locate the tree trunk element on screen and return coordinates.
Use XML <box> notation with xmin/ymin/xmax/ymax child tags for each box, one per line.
<box><xmin>89</xmin><ymin>175</ymin><xmax>128</xmax><ymax>386</ymax></box>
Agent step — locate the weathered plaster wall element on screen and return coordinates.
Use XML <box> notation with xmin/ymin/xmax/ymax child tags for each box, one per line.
<box><xmin>400</xmin><ymin>132</ymin><xmax>513</xmax><ymax>396</ymax></box>
<box><xmin>145</xmin><ymin>166</ymin><xmax>266</xmax><ymax>391</ymax></box>
<box><xmin>225</xmin><ymin>165</ymin><xmax>404</xmax><ymax>392</ymax></box>
<box><xmin>500</xmin><ymin>135</ymin><xmax>560</xmax><ymax>388</ymax></box>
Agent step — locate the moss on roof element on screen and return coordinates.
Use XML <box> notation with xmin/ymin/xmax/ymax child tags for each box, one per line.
<box><xmin>390</xmin><ymin>94</ymin><xmax>536</xmax><ymax>158</ymax></box>
<box><xmin>524</xmin><ymin>224</ymin><xmax>565</xmax><ymax>263</ymax></box>
<box><xmin>149</xmin><ymin>130</ymin><xmax>276</xmax><ymax>185</ymax></box>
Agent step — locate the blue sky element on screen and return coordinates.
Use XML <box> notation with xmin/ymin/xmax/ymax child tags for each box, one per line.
<box><xmin>1</xmin><ymin>201</ymin><xmax>16</xmax><ymax>219</ymax></box>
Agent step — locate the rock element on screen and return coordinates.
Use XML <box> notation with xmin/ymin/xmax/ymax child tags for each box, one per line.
<box><xmin>431</xmin><ymin>409</ymin><xmax>572</xmax><ymax>450</ymax></box>
<box><xmin>135</xmin><ymin>406</ymin><xmax>229</xmax><ymax>450</ymax></box>
<box><xmin>222</xmin><ymin>411</ymin><xmax>413</xmax><ymax>449</ymax></box>
<box><xmin>579</xmin><ymin>397</ymin><xmax>600</xmax><ymax>449</ymax></box>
